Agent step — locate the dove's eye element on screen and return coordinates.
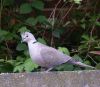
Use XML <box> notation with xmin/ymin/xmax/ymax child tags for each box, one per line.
<box><xmin>26</xmin><ymin>35</ymin><xmax>28</xmax><ymax>37</ymax></box>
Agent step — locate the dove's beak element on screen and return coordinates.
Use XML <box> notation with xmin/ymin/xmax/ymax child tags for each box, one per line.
<box><xmin>21</xmin><ymin>38</ymin><xmax>26</xmax><ymax>43</ymax></box>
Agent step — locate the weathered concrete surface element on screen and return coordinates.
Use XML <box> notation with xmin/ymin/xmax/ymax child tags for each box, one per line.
<box><xmin>0</xmin><ymin>70</ymin><xmax>100</xmax><ymax>87</ymax></box>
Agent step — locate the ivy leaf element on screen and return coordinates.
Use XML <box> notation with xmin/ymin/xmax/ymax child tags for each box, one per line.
<box><xmin>16</xmin><ymin>56</ymin><xmax>25</xmax><ymax>63</ymax></box>
<box><xmin>0</xmin><ymin>29</ymin><xmax>8</xmax><ymax>37</ymax></box>
<box><xmin>37</xmin><ymin>16</ymin><xmax>51</xmax><ymax>26</ymax></box>
<box><xmin>25</xmin><ymin>17</ymin><xmax>37</xmax><ymax>26</ymax></box>
<box><xmin>20</xmin><ymin>3</ymin><xmax>32</xmax><ymax>14</ymax></box>
<box><xmin>37</xmin><ymin>38</ymin><xmax>47</xmax><ymax>45</ymax></box>
<box><xmin>96</xmin><ymin>63</ymin><xmax>100</xmax><ymax>69</ymax></box>
<box><xmin>37</xmin><ymin>16</ymin><xmax>47</xmax><ymax>23</ymax></box>
<box><xmin>84</xmin><ymin>60</ymin><xmax>91</xmax><ymax>65</ymax></box>
<box><xmin>74</xmin><ymin>0</ymin><xmax>82</xmax><ymax>4</ymax></box>
<box><xmin>18</xmin><ymin>26</ymin><xmax>30</xmax><ymax>33</ymax></box>
<box><xmin>16</xmin><ymin>43</ymin><xmax>27</xmax><ymax>51</ymax></box>
<box><xmin>52</xmin><ymin>29</ymin><xmax>64</xmax><ymax>38</ymax></box>
<box><xmin>0</xmin><ymin>30</ymin><xmax>14</xmax><ymax>41</ymax></box>
<box><xmin>24</xmin><ymin>50</ymin><xmax>29</xmax><ymax>56</ymax></box>
<box><xmin>3</xmin><ymin>0</ymin><xmax>14</xmax><ymax>6</ymax></box>
<box><xmin>31</xmin><ymin>1</ymin><xmax>44</xmax><ymax>10</ymax></box>
<box><xmin>0</xmin><ymin>62</ymin><xmax>14</xmax><ymax>73</ymax></box>
<box><xmin>95</xmin><ymin>21</ymin><xmax>100</xmax><ymax>26</ymax></box>
<box><xmin>82</xmin><ymin>34</ymin><xmax>89</xmax><ymax>40</ymax></box>
<box><xmin>52</xmin><ymin>30</ymin><xmax>60</xmax><ymax>38</ymax></box>
<box><xmin>24</xmin><ymin>58</ymin><xmax>38</xmax><ymax>72</ymax></box>
<box><xmin>58</xmin><ymin>47</ymin><xmax>70</xmax><ymax>55</ymax></box>
<box><xmin>73</xmin><ymin>54</ymin><xmax>83</xmax><ymax>62</ymax></box>
<box><xmin>81</xmin><ymin>24</ymin><xmax>85</xmax><ymax>29</ymax></box>
<box><xmin>13</xmin><ymin>64</ymin><xmax>24</xmax><ymax>72</ymax></box>
<box><xmin>56</xmin><ymin>63</ymin><xmax>74</xmax><ymax>71</ymax></box>
<box><xmin>95</xmin><ymin>56</ymin><xmax>100</xmax><ymax>62</ymax></box>
<box><xmin>5</xmin><ymin>33</ymin><xmax>14</xmax><ymax>40</ymax></box>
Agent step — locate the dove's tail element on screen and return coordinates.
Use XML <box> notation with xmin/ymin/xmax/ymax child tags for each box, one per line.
<box><xmin>67</xmin><ymin>59</ymin><xmax>95</xmax><ymax>69</ymax></box>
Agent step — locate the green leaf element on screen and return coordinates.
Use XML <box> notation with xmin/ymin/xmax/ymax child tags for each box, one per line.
<box><xmin>82</xmin><ymin>34</ymin><xmax>89</xmax><ymax>40</ymax></box>
<box><xmin>74</xmin><ymin>67</ymin><xmax>81</xmax><ymax>70</ymax></box>
<box><xmin>58</xmin><ymin>47</ymin><xmax>70</xmax><ymax>55</ymax></box>
<box><xmin>3</xmin><ymin>0</ymin><xmax>14</xmax><ymax>6</ymax></box>
<box><xmin>0</xmin><ymin>31</ymin><xmax>15</xmax><ymax>41</ymax></box>
<box><xmin>4</xmin><ymin>33</ymin><xmax>13</xmax><ymax>40</ymax></box>
<box><xmin>24</xmin><ymin>58</ymin><xmax>38</xmax><ymax>72</ymax></box>
<box><xmin>16</xmin><ymin>43</ymin><xmax>27</xmax><ymax>51</ymax></box>
<box><xmin>37</xmin><ymin>16</ymin><xmax>48</xmax><ymax>23</ymax></box>
<box><xmin>0</xmin><ymin>59</ymin><xmax>4</xmax><ymax>62</ymax></box>
<box><xmin>0</xmin><ymin>29</ymin><xmax>8</xmax><ymax>37</ymax></box>
<box><xmin>96</xmin><ymin>63</ymin><xmax>100</xmax><ymax>69</ymax></box>
<box><xmin>84</xmin><ymin>60</ymin><xmax>91</xmax><ymax>65</ymax></box>
<box><xmin>81</xmin><ymin>24</ymin><xmax>85</xmax><ymax>29</ymax></box>
<box><xmin>7</xmin><ymin>60</ymin><xmax>16</xmax><ymax>65</ymax></box>
<box><xmin>95</xmin><ymin>56</ymin><xmax>100</xmax><ymax>62</ymax></box>
<box><xmin>16</xmin><ymin>56</ymin><xmax>25</xmax><ymax>63</ymax></box>
<box><xmin>56</xmin><ymin>63</ymin><xmax>74</xmax><ymax>71</ymax></box>
<box><xmin>20</xmin><ymin>3</ymin><xmax>32</xmax><ymax>14</ymax></box>
<box><xmin>94</xmin><ymin>46</ymin><xmax>100</xmax><ymax>49</ymax></box>
<box><xmin>37</xmin><ymin>38</ymin><xmax>47</xmax><ymax>45</ymax></box>
<box><xmin>31</xmin><ymin>1</ymin><xmax>44</xmax><ymax>10</ymax></box>
<box><xmin>73</xmin><ymin>54</ymin><xmax>83</xmax><ymax>62</ymax></box>
<box><xmin>15</xmin><ymin>62</ymin><xmax>23</xmax><ymax>66</ymax></box>
<box><xmin>0</xmin><ymin>62</ymin><xmax>13</xmax><ymax>73</ymax></box>
<box><xmin>52</xmin><ymin>29</ymin><xmax>64</xmax><ymax>38</ymax></box>
<box><xmin>95</xmin><ymin>21</ymin><xmax>100</xmax><ymax>26</ymax></box>
<box><xmin>13</xmin><ymin>64</ymin><xmax>24</xmax><ymax>72</ymax></box>
<box><xmin>18</xmin><ymin>26</ymin><xmax>30</xmax><ymax>33</ymax></box>
<box><xmin>25</xmin><ymin>17</ymin><xmax>37</xmax><ymax>26</ymax></box>
<box><xmin>74</xmin><ymin>0</ymin><xmax>82</xmax><ymax>4</ymax></box>
<box><xmin>24</xmin><ymin>50</ymin><xmax>29</xmax><ymax>56</ymax></box>
<box><xmin>52</xmin><ymin>30</ymin><xmax>60</xmax><ymax>38</ymax></box>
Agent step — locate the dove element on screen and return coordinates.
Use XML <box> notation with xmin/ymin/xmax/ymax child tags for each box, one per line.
<box><xmin>21</xmin><ymin>32</ymin><xmax>95</xmax><ymax>71</ymax></box>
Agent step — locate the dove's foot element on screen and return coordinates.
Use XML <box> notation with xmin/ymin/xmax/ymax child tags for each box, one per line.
<box><xmin>45</xmin><ymin>67</ymin><xmax>53</xmax><ymax>72</ymax></box>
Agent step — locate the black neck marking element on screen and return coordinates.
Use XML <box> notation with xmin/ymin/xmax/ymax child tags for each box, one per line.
<box><xmin>33</xmin><ymin>41</ymin><xmax>37</xmax><ymax>44</ymax></box>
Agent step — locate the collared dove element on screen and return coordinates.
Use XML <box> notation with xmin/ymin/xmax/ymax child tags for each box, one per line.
<box><xmin>21</xmin><ymin>32</ymin><xmax>95</xmax><ymax>71</ymax></box>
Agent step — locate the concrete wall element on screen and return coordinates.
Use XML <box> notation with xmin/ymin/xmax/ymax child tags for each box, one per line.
<box><xmin>0</xmin><ymin>70</ymin><xmax>100</xmax><ymax>87</ymax></box>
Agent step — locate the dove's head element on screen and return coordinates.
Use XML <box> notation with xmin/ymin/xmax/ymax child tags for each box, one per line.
<box><xmin>21</xmin><ymin>32</ymin><xmax>36</xmax><ymax>43</ymax></box>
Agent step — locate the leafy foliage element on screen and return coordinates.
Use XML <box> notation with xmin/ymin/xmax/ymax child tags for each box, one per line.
<box><xmin>20</xmin><ymin>3</ymin><xmax>33</xmax><ymax>14</ymax></box>
<box><xmin>31</xmin><ymin>1</ymin><xmax>44</xmax><ymax>10</ymax></box>
<box><xmin>58</xmin><ymin>47</ymin><xmax>70</xmax><ymax>55</ymax></box>
<box><xmin>14</xmin><ymin>58</ymin><xmax>38</xmax><ymax>72</ymax></box>
<box><xmin>25</xmin><ymin>17</ymin><xmax>38</xmax><ymax>26</ymax></box>
<box><xmin>0</xmin><ymin>0</ymin><xmax>100</xmax><ymax>72</ymax></box>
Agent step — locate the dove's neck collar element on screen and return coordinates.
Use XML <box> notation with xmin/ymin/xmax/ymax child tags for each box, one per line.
<box><xmin>28</xmin><ymin>40</ymin><xmax>37</xmax><ymax>44</ymax></box>
<box><xmin>33</xmin><ymin>41</ymin><xmax>37</xmax><ymax>44</ymax></box>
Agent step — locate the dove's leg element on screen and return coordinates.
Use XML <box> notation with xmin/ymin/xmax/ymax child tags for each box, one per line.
<box><xmin>46</xmin><ymin>67</ymin><xmax>53</xmax><ymax>72</ymax></box>
<box><xmin>40</xmin><ymin>67</ymin><xmax>53</xmax><ymax>72</ymax></box>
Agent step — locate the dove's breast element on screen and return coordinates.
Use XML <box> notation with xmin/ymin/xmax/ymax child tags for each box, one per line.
<box><xmin>28</xmin><ymin>42</ymin><xmax>45</xmax><ymax>67</ymax></box>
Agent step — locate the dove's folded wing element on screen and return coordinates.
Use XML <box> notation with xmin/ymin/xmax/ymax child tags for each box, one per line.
<box><xmin>40</xmin><ymin>46</ymin><xmax>71</xmax><ymax>68</ymax></box>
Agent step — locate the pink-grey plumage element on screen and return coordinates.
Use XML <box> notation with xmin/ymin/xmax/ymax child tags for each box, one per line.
<box><xmin>21</xmin><ymin>32</ymin><xmax>95</xmax><ymax>71</ymax></box>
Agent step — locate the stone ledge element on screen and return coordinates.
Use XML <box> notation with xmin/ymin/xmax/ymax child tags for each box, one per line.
<box><xmin>0</xmin><ymin>70</ymin><xmax>100</xmax><ymax>87</ymax></box>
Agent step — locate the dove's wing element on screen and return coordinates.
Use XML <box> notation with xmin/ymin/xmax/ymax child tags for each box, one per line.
<box><xmin>40</xmin><ymin>45</ymin><xmax>71</xmax><ymax>68</ymax></box>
